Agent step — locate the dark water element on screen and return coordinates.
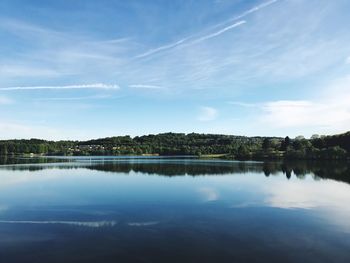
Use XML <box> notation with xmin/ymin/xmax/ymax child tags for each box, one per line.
<box><xmin>0</xmin><ymin>157</ymin><xmax>350</xmax><ymax>263</ymax></box>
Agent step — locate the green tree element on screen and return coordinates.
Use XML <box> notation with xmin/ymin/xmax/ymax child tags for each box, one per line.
<box><xmin>0</xmin><ymin>144</ymin><xmax>8</xmax><ymax>155</ymax></box>
<box><xmin>237</xmin><ymin>145</ymin><xmax>250</xmax><ymax>159</ymax></box>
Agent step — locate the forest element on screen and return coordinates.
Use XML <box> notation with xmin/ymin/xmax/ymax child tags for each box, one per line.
<box><xmin>0</xmin><ymin>131</ymin><xmax>349</xmax><ymax>160</ymax></box>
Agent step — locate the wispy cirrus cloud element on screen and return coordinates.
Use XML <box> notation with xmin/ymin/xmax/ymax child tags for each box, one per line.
<box><xmin>136</xmin><ymin>20</ymin><xmax>246</xmax><ymax>58</ymax></box>
<box><xmin>217</xmin><ymin>0</ymin><xmax>278</xmax><ymax>27</ymax></box>
<box><xmin>136</xmin><ymin>0</ymin><xmax>278</xmax><ymax>58</ymax></box>
<box><xmin>135</xmin><ymin>38</ymin><xmax>189</xmax><ymax>58</ymax></box>
<box><xmin>1</xmin><ymin>0</ymin><xmax>349</xmax><ymax>138</ymax></box>
<box><xmin>191</xmin><ymin>21</ymin><xmax>246</xmax><ymax>44</ymax></box>
<box><xmin>227</xmin><ymin>101</ymin><xmax>257</xmax><ymax>108</ymax></box>
<box><xmin>35</xmin><ymin>94</ymin><xmax>113</xmax><ymax>101</ymax></box>
<box><xmin>0</xmin><ymin>83</ymin><xmax>120</xmax><ymax>91</ymax></box>
<box><xmin>0</xmin><ymin>64</ymin><xmax>61</xmax><ymax>78</ymax></box>
<box><xmin>128</xmin><ymin>0</ymin><xmax>350</xmax><ymax>96</ymax></box>
<box><xmin>135</xmin><ymin>0</ymin><xmax>278</xmax><ymax>59</ymax></box>
<box><xmin>129</xmin><ymin>84</ymin><xmax>165</xmax><ymax>90</ymax></box>
<box><xmin>0</xmin><ymin>18</ymin><xmax>132</xmax><ymax>84</ymax></box>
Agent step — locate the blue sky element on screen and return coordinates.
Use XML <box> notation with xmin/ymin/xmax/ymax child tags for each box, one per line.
<box><xmin>0</xmin><ymin>0</ymin><xmax>350</xmax><ymax>140</ymax></box>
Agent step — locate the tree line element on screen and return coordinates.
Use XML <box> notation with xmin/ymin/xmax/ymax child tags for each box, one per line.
<box><xmin>0</xmin><ymin>132</ymin><xmax>349</xmax><ymax>160</ymax></box>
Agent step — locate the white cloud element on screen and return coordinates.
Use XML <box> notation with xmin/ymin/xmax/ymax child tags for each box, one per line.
<box><xmin>260</xmin><ymin>98</ymin><xmax>350</xmax><ymax>132</ymax></box>
<box><xmin>226</xmin><ymin>75</ymin><xmax>350</xmax><ymax>136</ymax></box>
<box><xmin>1</xmin><ymin>83</ymin><xmax>120</xmax><ymax>91</ymax></box>
<box><xmin>198</xmin><ymin>106</ymin><xmax>218</xmax><ymax>121</ymax></box>
<box><xmin>129</xmin><ymin>84</ymin><xmax>165</xmax><ymax>90</ymax></box>
<box><xmin>261</xmin><ymin>100</ymin><xmax>317</xmax><ymax>127</ymax></box>
<box><xmin>0</xmin><ymin>120</ymin><xmax>61</xmax><ymax>140</ymax></box>
<box><xmin>0</xmin><ymin>0</ymin><xmax>349</xmax><ymax>138</ymax></box>
<box><xmin>346</xmin><ymin>56</ymin><xmax>350</xmax><ymax>64</ymax></box>
<box><xmin>0</xmin><ymin>65</ymin><xmax>60</xmax><ymax>78</ymax></box>
<box><xmin>0</xmin><ymin>96</ymin><xmax>13</xmax><ymax>105</ymax></box>
<box><xmin>227</xmin><ymin>101</ymin><xmax>257</xmax><ymax>108</ymax></box>
<box><xmin>0</xmin><ymin>119</ymin><xmax>128</xmax><ymax>140</ymax></box>
<box><xmin>259</xmin><ymin>76</ymin><xmax>350</xmax><ymax>133</ymax></box>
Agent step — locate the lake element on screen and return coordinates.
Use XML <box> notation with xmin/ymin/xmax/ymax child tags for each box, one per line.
<box><xmin>0</xmin><ymin>156</ymin><xmax>349</xmax><ymax>263</ymax></box>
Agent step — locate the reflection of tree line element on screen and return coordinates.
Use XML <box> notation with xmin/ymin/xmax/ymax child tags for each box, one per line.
<box><xmin>0</xmin><ymin>156</ymin><xmax>67</xmax><ymax>165</ymax></box>
<box><xmin>262</xmin><ymin>161</ymin><xmax>350</xmax><ymax>183</ymax></box>
<box><xmin>0</xmin><ymin>162</ymin><xmax>263</xmax><ymax>175</ymax></box>
<box><xmin>88</xmin><ymin>162</ymin><xmax>265</xmax><ymax>176</ymax></box>
<box><xmin>88</xmin><ymin>162</ymin><xmax>350</xmax><ymax>184</ymax></box>
<box><xmin>1</xmin><ymin>159</ymin><xmax>349</xmax><ymax>184</ymax></box>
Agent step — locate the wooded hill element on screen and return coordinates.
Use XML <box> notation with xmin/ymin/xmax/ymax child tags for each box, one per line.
<box><xmin>0</xmin><ymin>131</ymin><xmax>349</xmax><ymax>160</ymax></box>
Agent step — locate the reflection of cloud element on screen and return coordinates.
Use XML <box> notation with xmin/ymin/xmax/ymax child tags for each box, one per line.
<box><xmin>263</xmin><ymin>178</ymin><xmax>350</xmax><ymax>232</ymax></box>
<box><xmin>127</xmin><ymin>221</ymin><xmax>159</xmax><ymax>226</ymax></box>
<box><xmin>0</xmin><ymin>172</ymin><xmax>59</xmax><ymax>189</ymax></box>
<box><xmin>264</xmin><ymin>179</ymin><xmax>350</xmax><ymax>210</ymax></box>
<box><xmin>198</xmin><ymin>187</ymin><xmax>219</xmax><ymax>202</ymax></box>
<box><xmin>230</xmin><ymin>202</ymin><xmax>260</xmax><ymax>208</ymax></box>
<box><xmin>0</xmin><ymin>205</ymin><xmax>8</xmax><ymax>213</ymax></box>
<box><xmin>0</xmin><ymin>220</ymin><xmax>117</xmax><ymax>227</ymax></box>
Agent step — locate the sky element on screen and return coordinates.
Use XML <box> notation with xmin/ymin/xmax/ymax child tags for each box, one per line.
<box><xmin>0</xmin><ymin>0</ymin><xmax>350</xmax><ymax>140</ymax></box>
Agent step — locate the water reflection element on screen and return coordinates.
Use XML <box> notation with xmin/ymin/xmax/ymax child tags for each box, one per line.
<box><xmin>0</xmin><ymin>157</ymin><xmax>349</xmax><ymax>263</ymax></box>
<box><xmin>0</xmin><ymin>156</ymin><xmax>68</xmax><ymax>165</ymax></box>
<box><xmin>1</xmin><ymin>157</ymin><xmax>350</xmax><ymax>184</ymax></box>
<box><xmin>0</xmin><ymin>220</ymin><xmax>117</xmax><ymax>227</ymax></box>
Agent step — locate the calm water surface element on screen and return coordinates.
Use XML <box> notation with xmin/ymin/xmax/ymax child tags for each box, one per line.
<box><xmin>0</xmin><ymin>157</ymin><xmax>349</xmax><ymax>263</ymax></box>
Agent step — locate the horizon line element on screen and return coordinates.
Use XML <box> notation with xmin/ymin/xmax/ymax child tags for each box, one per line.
<box><xmin>1</xmin><ymin>131</ymin><xmax>347</xmax><ymax>142</ymax></box>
